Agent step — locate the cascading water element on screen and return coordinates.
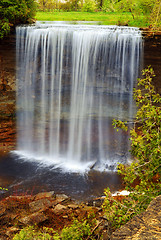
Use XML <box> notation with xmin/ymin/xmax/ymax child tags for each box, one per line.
<box><xmin>15</xmin><ymin>22</ymin><xmax>142</xmax><ymax>172</ymax></box>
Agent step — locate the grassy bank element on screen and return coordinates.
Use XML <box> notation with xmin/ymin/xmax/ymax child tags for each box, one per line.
<box><xmin>36</xmin><ymin>11</ymin><xmax>149</xmax><ymax>27</ymax></box>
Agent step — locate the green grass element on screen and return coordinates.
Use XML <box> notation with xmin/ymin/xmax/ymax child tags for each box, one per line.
<box><xmin>36</xmin><ymin>11</ymin><xmax>149</xmax><ymax>27</ymax></box>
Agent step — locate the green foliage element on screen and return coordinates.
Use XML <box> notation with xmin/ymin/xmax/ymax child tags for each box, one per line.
<box><xmin>36</xmin><ymin>0</ymin><xmax>159</xmax><ymax>28</ymax></box>
<box><xmin>104</xmin><ymin>67</ymin><xmax>161</xmax><ymax>230</ymax></box>
<box><xmin>102</xmin><ymin>188</ymin><xmax>135</xmax><ymax>229</ymax></box>
<box><xmin>102</xmin><ymin>0</ymin><xmax>155</xmax><ymax>23</ymax></box>
<box><xmin>13</xmin><ymin>214</ymin><xmax>96</xmax><ymax>240</ymax></box>
<box><xmin>13</xmin><ymin>226</ymin><xmax>60</xmax><ymax>240</ymax></box>
<box><xmin>37</xmin><ymin>0</ymin><xmax>80</xmax><ymax>12</ymax></box>
<box><xmin>82</xmin><ymin>0</ymin><xmax>97</xmax><ymax>12</ymax></box>
<box><xmin>113</xmin><ymin>119</ymin><xmax>128</xmax><ymax>132</ymax></box>
<box><xmin>0</xmin><ymin>186</ymin><xmax>8</xmax><ymax>191</ymax></box>
<box><xmin>61</xmin><ymin>218</ymin><xmax>95</xmax><ymax>239</ymax></box>
<box><xmin>102</xmin><ymin>0</ymin><xmax>118</xmax><ymax>12</ymax></box>
<box><xmin>0</xmin><ymin>0</ymin><xmax>37</xmax><ymax>39</ymax></box>
<box><xmin>125</xmin><ymin>66</ymin><xmax>161</xmax><ymax>190</ymax></box>
<box><xmin>137</xmin><ymin>0</ymin><xmax>155</xmax><ymax>14</ymax></box>
<box><xmin>150</xmin><ymin>0</ymin><xmax>161</xmax><ymax>28</ymax></box>
<box><xmin>0</xmin><ymin>19</ymin><xmax>10</xmax><ymax>38</ymax></box>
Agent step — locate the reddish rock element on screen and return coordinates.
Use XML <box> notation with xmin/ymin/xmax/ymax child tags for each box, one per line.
<box><xmin>56</xmin><ymin>194</ymin><xmax>70</xmax><ymax>204</ymax></box>
<box><xmin>29</xmin><ymin>198</ymin><xmax>52</xmax><ymax>212</ymax></box>
<box><xmin>6</xmin><ymin>227</ymin><xmax>19</xmax><ymax>237</ymax></box>
<box><xmin>19</xmin><ymin>212</ymin><xmax>48</xmax><ymax>225</ymax></box>
<box><xmin>68</xmin><ymin>204</ymin><xmax>79</xmax><ymax>209</ymax></box>
<box><xmin>34</xmin><ymin>191</ymin><xmax>56</xmax><ymax>200</ymax></box>
<box><xmin>52</xmin><ymin>204</ymin><xmax>68</xmax><ymax>214</ymax></box>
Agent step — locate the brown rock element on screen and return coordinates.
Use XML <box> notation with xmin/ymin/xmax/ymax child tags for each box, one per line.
<box><xmin>112</xmin><ymin>195</ymin><xmax>161</xmax><ymax>239</ymax></box>
<box><xmin>87</xmin><ymin>197</ymin><xmax>105</xmax><ymax>207</ymax></box>
<box><xmin>19</xmin><ymin>212</ymin><xmax>48</xmax><ymax>225</ymax></box>
<box><xmin>68</xmin><ymin>204</ymin><xmax>79</xmax><ymax>209</ymax></box>
<box><xmin>29</xmin><ymin>198</ymin><xmax>52</xmax><ymax>212</ymax></box>
<box><xmin>34</xmin><ymin>191</ymin><xmax>56</xmax><ymax>200</ymax></box>
<box><xmin>6</xmin><ymin>227</ymin><xmax>19</xmax><ymax>236</ymax></box>
<box><xmin>52</xmin><ymin>204</ymin><xmax>68</xmax><ymax>214</ymax></box>
<box><xmin>56</xmin><ymin>194</ymin><xmax>70</xmax><ymax>204</ymax></box>
<box><xmin>0</xmin><ymin>204</ymin><xmax>6</xmax><ymax>217</ymax></box>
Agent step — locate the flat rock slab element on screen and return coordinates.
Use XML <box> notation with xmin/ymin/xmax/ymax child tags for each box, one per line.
<box><xmin>19</xmin><ymin>212</ymin><xmax>48</xmax><ymax>225</ymax></box>
<box><xmin>29</xmin><ymin>198</ymin><xmax>52</xmax><ymax>212</ymax></box>
<box><xmin>52</xmin><ymin>204</ymin><xmax>68</xmax><ymax>214</ymax></box>
<box><xmin>112</xmin><ymin>195</ymin><xmax>161</xmax><ymax>239</ymax></box>
<box><xmin>34</xmin><ymin>191</ymin><xmax>56</xmax><ymax>200</ymax></box>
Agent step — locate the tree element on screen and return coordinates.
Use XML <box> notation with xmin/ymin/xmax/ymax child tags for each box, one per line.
<box><xmin>117</xmin><ymin>66</ymin><xmax>161</xmax><ymax>192</ymax></box>
<box><xmin>150</xmin><ymin>0</ymin><xmax>161</xmax><ymax>28</ymax></box>
<box><xmin>103</xmin><ymin>67</ymin><xmax>161</xmax><ymax>229</ymax></box>
<box><xmin>82</xmin><ymin>0</ymin><xmax>97</xmax><ymax>12</ymax></box>
<box><xmin>0</xmin><ymin>0</ymin><xmax>37</xmax><ymax>39</ymax></box>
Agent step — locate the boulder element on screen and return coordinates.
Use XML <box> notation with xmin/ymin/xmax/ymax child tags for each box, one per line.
<box><xmin>29</xmin><ymin>198</ymin><xmax>52</xmax><ymax>212</ymax></box>
<box><xmin>52</xmin><ymin>204</ymin><xmax>68</xmax><ymax>214</ymax></box>
<box><xmin>56</xmin><ymin>194</ymin><xmax>70</xmax><ymax>203</ymax></box>
<box><xmin>68</xmin><ymin>204</ymin><xmax>79</xmax><ymax>209</ymax></box>
<box><xmin>6</xmin><ymin>227</ymin><xmax>19</xmax><ymax>237</ymax></box>
<box><xmin>34</xmin><ymin>191</ymin><xmax>56</xmax><ymax>200</ymax></box>
<box><xmin>19</xmin><ymin>212</ymin><xmax>48</xmax><ymax>225</ymax></box>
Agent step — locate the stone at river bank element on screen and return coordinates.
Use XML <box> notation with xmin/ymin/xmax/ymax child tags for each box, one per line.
<box><xmin>0</xmin><ymin>191</ymin><xmax>161</xmax><ymax>239</ymax></box>
<box><xmin>0</xmin><ymin>191</ymin><xmax>110</xmax><ymax>239</ymax></box>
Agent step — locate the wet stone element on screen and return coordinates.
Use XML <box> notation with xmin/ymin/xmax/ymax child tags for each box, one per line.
<box><xmin>19</xmin><ymin>212</ymin><xmax>48</xmax><ymax>225</ymax></box>
<box><xmin>87</xmin><ymin>197</ymin><xmax>105</xmax><ymax>207</ymax></box>
<box><xmin>68</xmin><ymin>204</ymin><xmax>79</xmax><ymax>209</ymax></box>
<box><xmin>6</xmin><ymin>227</ymin><xmax>19</xmax><ymax>236</ymax></box>
<box><xmin>34</xmin><ymin>191</ymin><xmax>56</xmax><ymax>201</ymax></box>
<box><xmin>29</xmin><ymin>198</ymin><xmax>52</xmax><ymax>212</ymax></box>
<box><xmin>56</xmin><ymin>194</ymin><xmax>70</xmax><ymax>203</ymax></box>
<box><xmin>52</xmin><ymin>204</ymin><xmax>68</xmax><ymax>214</ymax></box>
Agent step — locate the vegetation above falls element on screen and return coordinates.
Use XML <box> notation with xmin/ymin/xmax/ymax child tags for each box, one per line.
<box><xmin>36</xmin><ymin>0</ymin><xmax>161</xmax><ymax>28</ymax></box>
<box><xmin>0</xmin><ymin>0</ymin><xmax>37</xmax><ymax>39</ymax></box>
<box><xmin>0</xmin><ymin>0</ymin><xmax>161</xmax><ymax>39</ymax></box>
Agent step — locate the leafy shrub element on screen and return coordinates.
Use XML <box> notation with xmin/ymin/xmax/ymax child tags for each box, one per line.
<box><xmin>150</xmin><ymin>0</ymin><xmax>161</xmax><ymax>28</ymax></box>
<box><xmin>137</xmin><ymin>0</ymin><xmax>155</xmax><ymax>14</ymax></box>
<box><xmin>0</xmin><ymin>186</ymin><xmax>8</xmax><ymax>191</ymax></box>
<box><xmin>103</xmin><ymin>67</ymin><xmax>161</xmax><ymax>230</ymax></box>
<box><xmin>117</xmin><ymin>67</ymin><xmax>161</xmax><ymax>192</ymax></box>
<box><xmin>82</xmin><ymin>0</ymin><xmax>97</xmax><ymax>12</ymax></box>
<box><xmin>102</xmin><ymin>0</ymin><xmax>118</xmax><ymax>12</ymax></box>
<box><xmin>13</xmin><ymin>214</ymin><xmax>97</xmax><ymax>240</ymax></box>
<box><xmin>61</xmin><ymin>218</ymin><xmax>95</xmax><ymax>240</ymax></box>
<box><xmin>0</xmin><ymin>0</ymin><xmax>37</xmax><ymax>38</ymax></box>
<box><xmin>13</xmin><ymin>226</ymin><xmax>60</xmax><ymax>240</ymax></box>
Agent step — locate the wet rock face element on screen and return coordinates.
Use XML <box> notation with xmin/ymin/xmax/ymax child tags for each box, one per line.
<box><xmin>143</xmin><ymin>31</ymin><xmax>161</xmax><ymax>93</ymax></box>
<box><xmin>0</xmin><ymin>34</ymin><xmax>16</xmax><ymax>92</ymax></box>
<box><xmin>0</xmin><ymin>35</ymin><xmax>16</xmax><ymax>154</ymax></box>
<box><xmin>112</xmin><ymin>195</ymin><xmax>161</xmax><ymax>240</ymax></box>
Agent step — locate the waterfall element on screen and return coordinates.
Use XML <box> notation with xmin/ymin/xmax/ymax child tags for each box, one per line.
<box><xmin>16</xmin><ymin>22</ymin><xmax>142</xmax><ymax>172</ymax></box>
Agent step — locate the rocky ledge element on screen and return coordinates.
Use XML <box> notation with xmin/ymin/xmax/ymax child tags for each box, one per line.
<box><xmin>0</xmin><ymin>191</ymin><xmax>109</xmax><ymax>239</ymax></box>
<box><xmin>0</xmin><ymin>191</ymin><xmax>161</xmax><ymax>239</ymax></box>
<box><xmin>112</xmin><ymin>195</ymin><xmax>161</xmax><ymax>239</ymax></box>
